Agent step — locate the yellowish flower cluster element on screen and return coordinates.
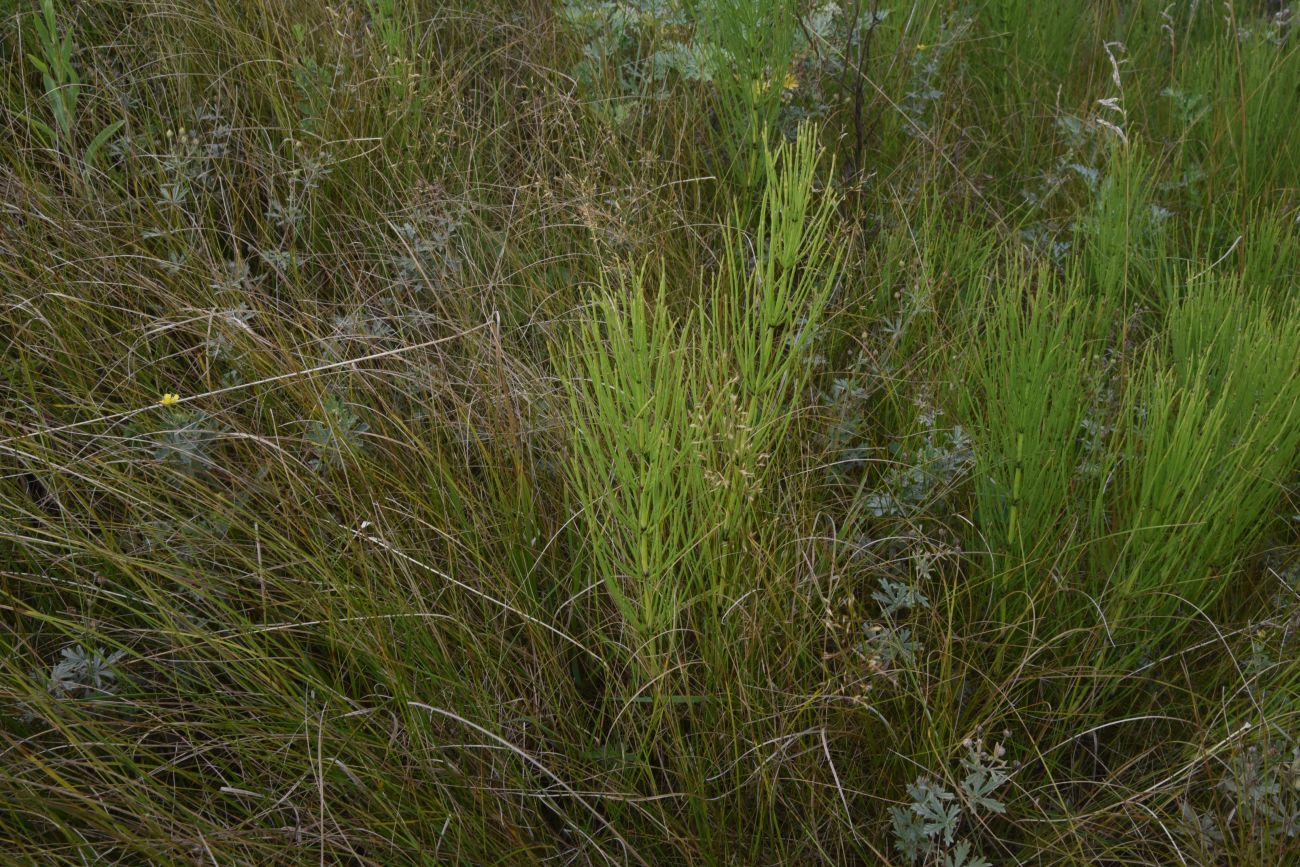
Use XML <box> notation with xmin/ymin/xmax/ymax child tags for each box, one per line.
<box><xmin>752</xmin><ymin>71</ymin><xmax>800</xmax><ymax>98</ymax></box>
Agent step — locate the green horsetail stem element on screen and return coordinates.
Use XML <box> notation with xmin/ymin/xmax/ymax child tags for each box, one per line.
<box><xmin>1007</xmin><ymin>431</ymin><xmax>1024</xmax><ymax>548</ymax></box>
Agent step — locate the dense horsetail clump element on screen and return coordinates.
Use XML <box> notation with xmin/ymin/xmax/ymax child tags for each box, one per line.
<box><xmin>2</xmin><ymin>1</ymin><xmax>1299</xmax><ymax>864</ymax></box>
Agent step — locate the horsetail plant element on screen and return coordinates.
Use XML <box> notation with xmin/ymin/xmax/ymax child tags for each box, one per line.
<box><xmin>563</xmin><ymin>127</ymin><xmax>840</xmax><ymax>666</ymax></box>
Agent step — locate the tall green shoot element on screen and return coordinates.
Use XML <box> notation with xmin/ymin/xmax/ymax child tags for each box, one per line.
<box><xmin>1099</xmin><ymin>286</ymin><xmax>1300</xmax><ymax>651</ymax></box>
<box><xmin>962</xmin><ymin>266</ymin><xmax>1100</xmax><ymax>599</ymax></box>
<box><xmin>26</xmin><ymin>0</ymin><xmax>80</xmax><ymax>145</ymax></box>
<box><xmin>702</xmin><ymin>0</ymin><xmax>799</xmax><ymax>191</ymax></box>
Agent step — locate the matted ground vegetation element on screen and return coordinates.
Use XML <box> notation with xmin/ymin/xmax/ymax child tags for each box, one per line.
<box><xmin>2</xmin><ymin>1</ymin><xmax>1300</xmax><ymax>864</ymax></box>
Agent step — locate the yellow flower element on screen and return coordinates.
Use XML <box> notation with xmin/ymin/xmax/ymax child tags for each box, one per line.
<box><xmin>755</xmin><ymin>71</ymin><xmax>800</xmax><ymax>98</ymax></box>
<box><xmin>159</xmin><ymin>393</ymin><xmax>181</xmax><ymax>407</ymax></box>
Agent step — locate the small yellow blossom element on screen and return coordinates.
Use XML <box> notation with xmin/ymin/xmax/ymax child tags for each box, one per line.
<box><xmin>159</xmin><ymin>393</ymin><xmax>181</xmax><ymax>407</ymax></box>
<box><xmin>754</xmin><ymin>71</ymin><xmax>800</xmax><ymax>99</ymax></box>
